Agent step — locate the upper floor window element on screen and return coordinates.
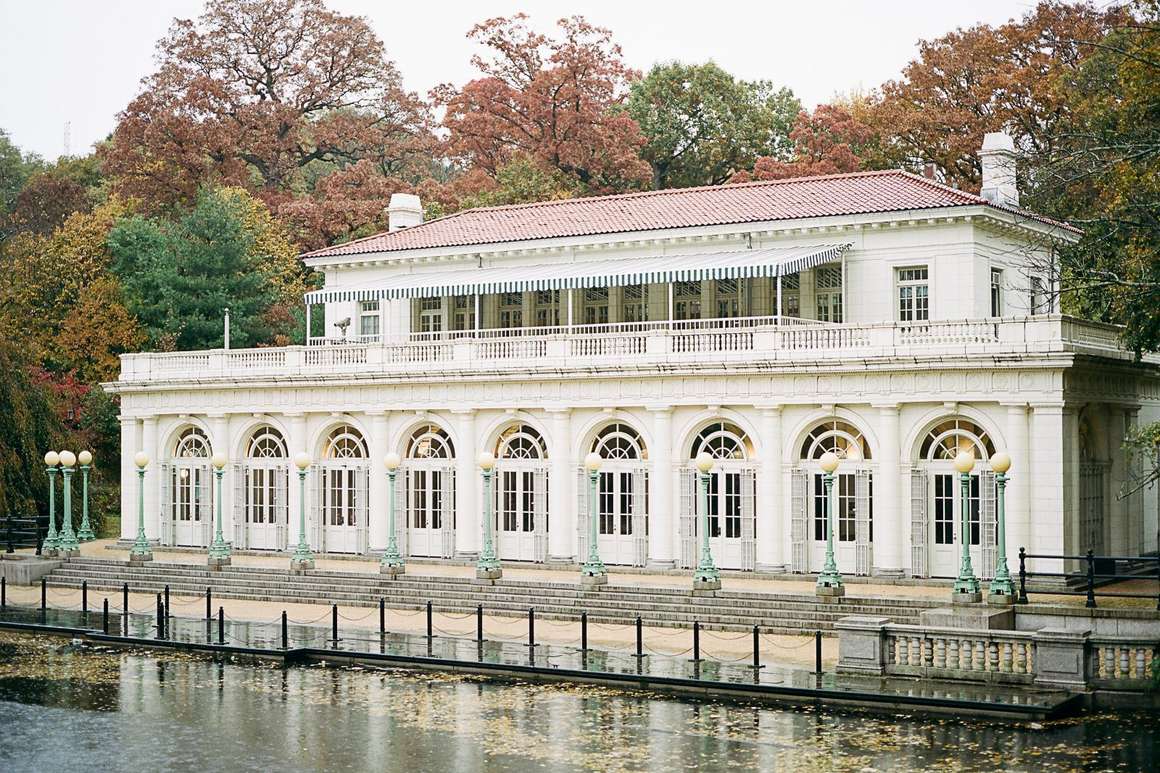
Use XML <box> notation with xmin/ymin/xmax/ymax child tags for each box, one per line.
<box><xmin>584</xmin><ymin>286</ymin><xmax>609</xmax><ymax>325</ymax></box>
<box><xmin>623</xmin><ymin>284</ymin><xmax>647</xmax><ymax>323</ymax></box>
<box><xmin>674</xmin><ymin>280</ymin><xmax>701</xmax><ymax>320</ymax></box>
<box><xmin>990</xmin><ymin>268</ymin><xmax>1003</xmax><ymax>317</ymax></box>
<box><xmin>499</xmin><ymin>292</ymin><xmax>522</xmax><ymax>328</ymax></box>
<box><xmin>535</xmin><ymin>290</ymin><xmax>559</xmax><ymax>327</ymax></box>
<box><xmin>452</xmin><ymin>295</ymin><xmax>474</xmax><ymax>331</ymax></box>
<box><xmin>358</xmin><ymin>300</ymin><xmax>380</xmax><ymax>337</ymax></box>
<box><xmin>779</xmin><ymin>273</ymin><xmax>800</xmax><ymax>317</ymax></box>
<box><xmin>897</xmin><ymin>266</ymin><xmax>929</xmax><ymax>322</ymax></box>
<box><xmin>1030</xmin><ymin>276</ymin><xmax>1047</xmax><ymax>315</ymax></box>
<box><xmin>418</xmin><ymin>297</ymin><xmax>442</xmax><ymax>334</ymax></box>
<box><xmin>815</xmin><ymin>266</ymin><xmax>843</xmax><ymax>323</ymax></box>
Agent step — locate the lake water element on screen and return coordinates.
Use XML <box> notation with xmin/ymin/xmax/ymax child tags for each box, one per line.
<box><xmin>0</xmin><ymin>632</ymin><xmax>1155</xmax><ymax>772</ymax></box>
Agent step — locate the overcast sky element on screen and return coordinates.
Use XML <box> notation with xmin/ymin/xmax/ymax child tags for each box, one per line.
<box><xmin>0</xmin><ymin>0</ymin><xmax>1039</xmax><ymax>161</ymax></box>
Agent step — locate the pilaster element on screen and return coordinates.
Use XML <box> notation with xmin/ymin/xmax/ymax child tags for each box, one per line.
<box><xmin>647</xmin><ymin>405</ymin><xmax>675</xmax><ymax>568</ymax></box>
<box><xmin>141</xmin><ymin>416</ymin><xmax>159</xmax><ymax>541</ymax></box>
<box><xmin>874</xmin><ymin>403</ymin><xmax>903</xmax><ymax>575</ymax></box>
<box><xmin>547</xmin><ymin>408</ymin><xmax>574</xmax><ymax>561</ymax></box>
<box><xmin>756</xmin><ymin>405</ymin><xmax>783</xmax><ymax>571</ymax></box>
<box><xmin>453</xmin><ymin>409</ymin><xmax>479</xmax><ymax>557</ymax></box>
<box><xmin>368</xmin><ymin>411</ymin><xmax>389</xmax><ymax>552</ymax></box>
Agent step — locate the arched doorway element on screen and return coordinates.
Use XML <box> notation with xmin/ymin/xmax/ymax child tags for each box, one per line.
<box><xmin>681</xmin><ymin>421</ymin><xmax>756</xmax><ymax>571</ymax></box>
<box><xmin>579</xmin><ymin>423</ymin><xmax>648</xmax><ymax>567</ymax></box>
<box><xmin>317</xmin><ymin>424</ymin><xmax>369</xmax><ymax>554</ymax></box>
<box><xmin>237</xmin><ymin>426</ymin><xmax>288</xmax><ymax>551</ymax></box>
<box><xmin>493</xmin><ymin>424</ymin><xmax>548</xmax><ymax>563</ymax></box>
<box><xmin>912</xmin><ymin>418</ymin><xmax>996</xmax><ymax>578</ymax></box>
<box><xmin>792</xmin><ymin>420</ymin><xmax>873</xmax><ymax>576</ymax></box>
<box><xmin>162</xmin><ymin>427</ymin><xmax>212</xmax><ymax>547</ymax></box>
<box><xmin>403</xmin><ymin>424</ymin><xmax>456</xmax><ymax>558</ymax></box>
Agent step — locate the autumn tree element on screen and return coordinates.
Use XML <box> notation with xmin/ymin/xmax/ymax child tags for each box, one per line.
<box><xmin>437</xmin><ymin>14</ymin><xmax>649</xmax><ymax>194</ymax></box>
<box><xmin>731</xmin><ymin>105</ymin><xmax>874</xmax><ymax>182</ymax></box>
<box><xmin>0</xmin><ymin>128</ymin><xmax>44</xmax><ymax>239</ymax></box>
<box><xmin>103</xmin><ymin>0</ymin><xmax>434</xmax><ymax>209</ymax></box>
<box><xmin>625</xmin><ymin>61</ymin><xmax>800</xmax><ymax>189</ymax></box>
<box><xmin>866</xmin><ymin>1</ymin><xmax>1120</xmax><ymax>191</ymax></box>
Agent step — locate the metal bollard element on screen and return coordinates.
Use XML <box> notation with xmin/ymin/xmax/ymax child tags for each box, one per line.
<box><xmin>752</xmin><ymin>626</ymin><xmax>760</xmax><ymax>670</ymax></box>
<box><xmin>528</xmin><ymin>608</ymin><xmax>535</xmax><ymax>649</ymax></box>
<box><xmin>2</xmin><ymin>576</ymin><xmax>6</xmax><ymax>610</ymax></box>
<box><xmin>122</xmin><ymin>582</ymin><xmax>129</xmax><ymax>617</ymax></box>
<box><xmin>281</xmin><ymin>611</ymin><xmax>288</xmax><ymax>650</ymax></box>
<box><xmin>155</xmin><ymin>593</ymin><xmax>163</xmax><ymax>640</ymax></box>
<box><xmin>82</xmin><ymin>580</ymin><xmax>88</xmax><ymax>615</ymax></box>
<box><xmin>165</xmin><ymin>585</ymin><xmax>171</xmax><ymax>619</ymax></box>
<box><xmin>426</xmin><ymin>600</ymin><xmax>433</xmax><ymax>639</ymax></box>
<box><xmin>815</xmin><ymin>631</ymin><xmax>822</xmax><ymax>674</ymax></box>
<box><xmin>1085</xmin><ymin>550</ymin><xmax>1097</xmax><ymax>608</ymax></box>
<box><xmin>206</xmin><ymin>587</ymin><xmax>212</xmax><ymax>620</ymax></box>
<box><xmin>331</xmin><ymin>604</ymin><xmax>339</xmax><ymax>647</ymax></box>
<box><xmin>41</xmin><ymin>577</ymin><xmax>47</xmax><ymax>612</ymax></box>
<box><xmin>476</xmin><ymin>604</ymin><xmax>483</xmax><ymax>644</ymax></box>
<box><xmin>1155</xmin><ymin>556</ymin><xmax>1160</xmax><ymax>612</ymax></box>
<box><xmin>693</xmin><ymin>621</ymin><xmax>701</xmax><ymax>662</ymax></box>
<box><xmin>102</xmin><ymin>598</ymin><xmax>109</xmax><ymax>634</ymax></box>
<box><xmin>635</xmin><ymin>616</ymin><xmax>643</xmax><ymax>659</ymax></box>
<box><xmin>581</xmin><ymin>612</ymin><xmax>588</xmax><ymax>652</ymax></box>
<box><xmin>379</xmin><ymin>598</ymin><xmax>386</xmax><ymax>637</ymax></box>
<box><xmin>1018</xmin><ymin>548</ymin><xmax>1029</xmax><ymax>604</ymax></box>
<box><xmin>217</xmin><ymin>606</ymin><xmax>225</xmax><ymax>645</ymax></box>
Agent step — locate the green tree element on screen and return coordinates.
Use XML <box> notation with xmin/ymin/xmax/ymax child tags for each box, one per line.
<box><xmin>625</xmin><ymin>62</ymin><xmax>800</xmax><ymax>188</ymax></box>
<box><xmin>109</xmin><ymin>188</ymin><xmax>282</xmax><ymax>350</ymax></box>
<box><xmin>0</xmin><ymin>128</ymin><xmax>45</xmax><ymax>239</ymax></box>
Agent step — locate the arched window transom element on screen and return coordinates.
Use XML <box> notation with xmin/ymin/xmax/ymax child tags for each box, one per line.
<box><xmin>919</xmin><ymin>418</ymin><xmax>995</xmax><ymax>461</ymax></box>
<box><xmin>407</xmin><ymin>425</ymin><xmax>455</xmax><ymax>460</ymax></box>
<box><xmin>690</xmin><ymin>421</ymin><xmax>752</xmax><ymax>461</ymax></box>
<box><xmin>174</xmin><ymin>427</ymin><xmax>210</xmax><ymax>458</ymax></box>
<box><xmin>593</xmin><ymin>423</ymin><xmax>646</xmax><ymax>461</ymax></box>
<box><xmin>324</xmin><ymin>425</ymin><xmax>368</xmax><ymax>460</ymax></box>
<box><xmin>247</xmin><ymin>427</ymin><xmax>287</xmax><ymax>459</ymax></box>
<box><xmin>800</xmin><ymin>419</ymin><xmax>872</xmax><ymax>461</ymax></box>
<box><xmin>496</xmin><ymin>424</ymin><xmax>547</xmax><ymax>460</ymax></box>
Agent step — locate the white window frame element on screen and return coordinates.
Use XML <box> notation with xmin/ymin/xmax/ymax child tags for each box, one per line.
<box><xmin>990</xmin><ymin>268</ymin><xmax>1003</xmax><ymax>317</ymax></box>
<box><xmin>896</xmin><ymin>266</ymin><xmax>930</xmax><ymax>322</ymax></box>
<box><xmin>358</xmin><ymin>300</ymin><xmax>380</xmax><ymax>338</ymax></box>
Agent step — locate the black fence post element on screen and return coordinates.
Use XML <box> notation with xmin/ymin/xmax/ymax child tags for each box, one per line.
<box><xmin>122</xmin><ymin>582</ymin><xmax>129</xmax><ymax>617</ymax></box>
<box><xmin>528</xmin><ymin>608</ymin><xmax>535</xmax><ymax>649</ymax></box>
<box><xmin>476</xmin><ymin>604</ymin><xmax>483</xmax><ymax>644</ymax></box>
<box><xmin>164</xmin><ymin>585</ymin><xmax>171</xmax><ymax>619</ymax></box>
<box><xmin>635</xmin><ymin>616</ymin><xmax>643</xmax><ymax>659</ymax></box>
<box><xmin>693</xmin><ymin>621</ymin><xmax>701</xmax><ymax>662</ymax></box>
<box><xmin>752</xmin><ymin>626</ymin><xmax>760</xmax><ymax>670</ymax></box>
<box><xmin>1</xmin><ymin>576</ymin><xmax>6</xmax><ymax>611</ymax></box>
<box><xmin>102</xmin><ymin>598</ymin><xmax>109</xmax><ymax>634</ymax></box>
<box><xmin>426</xmin><ymin>601</ymin><xmax>433</xmax><ymax>640</ymax></box>
<box><xmin>1018</xmin><ymin>548</ymin><xmax>1029</xmax><ymax>604</ymax></box>
<box><xmin>379</xmin><ymin>598</ymin><xmax>385</xmax><ymax>637</ymax></box>
<box><xmin>331</xmin><ymin>604</ymin><xmax>339</xmax><ymax>648</ymax></box>
<box><xmin>1155</xmin><ymin>556</ymin><xmax>1160</xmax><ymax>612</ymax></box>
<box><xmin>815</xmin><ymin>631</ymin><xmax>823</xmax><ymax>674</ymax></box>
<box><xmin>1085</xmin><ymin>550</ymin><xmax>1097</xmax><ymax>608</ymax></box>
<box><xmin>82</xmin><ymin>580</ymin><xmax>88</xmax><ymax>615</ymax></box>
<box><xmin>217</xmin><ymin>606</ymin><xmax>225</xmax><ymax>645</ymax></box>
<box><xmin>40</xmin><ymin>577</ymin><xmax>47</xmax><ymax>612</ymax></box>
<box><xmin>581</xmin><ymin>612</ymin><xmax>588</xmax><ymax>652</ymax></box>
<box><xmin>206</xmin><ymin>587</ymin><xmax>212</xmax><ymax>620</ymax></box>
<box><xmin>281</xmin><ymin>611</ymin><xmax>288</xmax><ymax>650</ymax></box>
<box><xmin>155</xmin><ymin>593</ymin><xmax>163</xmax><ymax>640</ymax></box>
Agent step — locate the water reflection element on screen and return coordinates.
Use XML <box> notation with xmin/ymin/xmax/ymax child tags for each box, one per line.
<box><xmin>0</xmin><ymin>633</ymin><xmax>1155</xmax><ymax>772</ymax></box>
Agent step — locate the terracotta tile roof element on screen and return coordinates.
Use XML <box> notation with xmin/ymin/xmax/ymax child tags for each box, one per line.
<box><xmin>302</xmin><ymin>169</ymin><xmax>1076</xmax><ymax>258</ymax></box>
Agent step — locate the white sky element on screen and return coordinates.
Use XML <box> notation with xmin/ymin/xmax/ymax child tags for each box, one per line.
<box><xmin>0</xmin><ymin>0</ymin><xmax>1039</xmax><ymax>161</ymax></box>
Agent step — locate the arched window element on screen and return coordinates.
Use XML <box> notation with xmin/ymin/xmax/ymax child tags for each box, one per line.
<box><xmin>324</xmin><ymin>425</ymin><xmax>367</xmax><ymax>459</ymax></box>
<box><xmin>800</xmin><ymin>419</ymin><xmax>872</xmax><ymax>461</ymax></box>
<box><xmin>247</xmin><ymin>427</ymin><xmax>287</xmax><ymax>458</ymax></box>
<box><xmin>496</xmin><ymin>424</ymin><xmax>547</xmax><ymax>460</ymax></box>
<box><xmin>593</xmin><ymin>422</ymin><xmax>646</xmax><ymax>461</ymax></box>
<box><xmin>919</xmin><ymin>418</ymin><xmax>994</xmax><ymax>462</ymax></box>
<box><xmin>407</xmin><ymin>425</ymin><xmax>454</xmax><ymax>460</ymax></box>
<box><xmin>690</xmin><ymin>421</ymin><xmax>752</xmax><ymax>461</ymax></box>
<box><xmin>174</xmin><ymin>427</ymin><xmax>210</xmax><ymax>458</ymax></box>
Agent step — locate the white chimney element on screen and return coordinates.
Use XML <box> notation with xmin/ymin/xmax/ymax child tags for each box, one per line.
<box><xmin>979</xmin><ymin>132</ymin><xmax>1018</xmax><ymax>207</ymax></box>
<box><xmin>387</xmin><ymin>193</ymin><xmax>422</xmax><ymax>232</ymax></box>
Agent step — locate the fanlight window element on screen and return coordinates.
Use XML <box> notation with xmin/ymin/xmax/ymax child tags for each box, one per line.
<box><xmin>690</xmin><ymin>421</ymin><xmax>752</xmax><ymax>461</ymax></box>
<box><xmin>407</xmin><ymin>425</ymin><xmax>455</xmax><ymax>460</ymax></box>
<box><xmin>496</xmin><ymin>424</ymin><xmax>547</xmax><ymax>460</ymax></box>
<box><xmin>247</xmin><ymin>427</ymin><xmax>287</xmax><ymax>459</ymax></box>
<box><xmin>919</xmin><ymin>418</ymin><xmax>995</xmax><ymax>461</ymax></box>
<box><xmin>593</xmin><ymin>423</ymin><xmax>646</xmax><ymax>461</ymax></box>
<box><xmin>323</xmin><ymin>425</ymin><xmax>368</xmax><ymax>460</ymax></box>
<box><xmin>174</xmin><ymin>427</ymin><xmax>210</xmax><ymax>458</ymax></box>
<box><xmin>800</xmin><ymin>420</ymin><xmax>872</xmax><ymax>461</ymax></box>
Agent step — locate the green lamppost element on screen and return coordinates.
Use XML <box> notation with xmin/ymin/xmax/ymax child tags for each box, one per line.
<box><xmin>290</xmin><ymin>452</ymin><xmax>315</xmax><ymax>571</ymax></box>
<box><xmin>208</xmin><ymin>453</ymin><xmax>231</xmax><ymax>567</ymax></box>
<box><xmin>815</xmin><ymin>451</ymin><xmax>846</xmax><ymax>597</ymax></box>
<box><xmin>987</xmin><ymin>452</ymin><xmax>1014</xmax><ymax>603</ymax></box>
<box><xmin>57</xmin><ymin>450</ymin><xmax>80</xmax><ymax>557</ymax></box>
<box><xmin>42</xmin><ymin>451</ymin><xmax>60</xmax><ymax>556</ymax></box>
<box><xmin>952</xmin><ymin>450</ymin><xmax>981</xmax><ymax>602</ymax></box>
<box><xmin>692</xmin><ymin>452</ymin><xmax>721</xmax><ymax>591</ymax></box>
<box><xmin>380</xmin><ymin>452</ymin><xmax>405</xmax><ymax>576</ymax></box>
<box><xmin>129</xmin><ymin>452</ymin><xmax>153</xmax><ymax>563</ymax></box>
<box><xmin>76</xmin><ymin>450</ymin><xmax>96</xmax><ymax>542</ymax></box>
<box><xmin>581</xmin><ymin>452</ymin><xmax>607</xmax><ymax>587</ymax></box>
<box><xmin>476</xmin><ymin>451</ymin><xmax>502</xmax><ymax>580</ymax></box>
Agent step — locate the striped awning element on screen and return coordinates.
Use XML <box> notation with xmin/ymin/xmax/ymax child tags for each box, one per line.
<box><xmin>305</xmin><ymin>243</ymin><xmax>851</xmax><ymax>304</ymax></box>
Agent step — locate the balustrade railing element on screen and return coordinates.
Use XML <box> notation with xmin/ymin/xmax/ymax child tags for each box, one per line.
<box><xmin>884</xmin><ymin>624</ymin><xmax>1037</xmax><ymax>684</ymax></box>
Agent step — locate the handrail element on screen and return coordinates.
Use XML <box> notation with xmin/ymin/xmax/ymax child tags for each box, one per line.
<box><xmin>1017</xmin><ymin>547</ymin><xmax>1160</xmax><ymax>609</ymax></box>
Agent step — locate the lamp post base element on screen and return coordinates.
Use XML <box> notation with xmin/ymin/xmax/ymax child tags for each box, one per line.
<box><xmin>380</xmin><ymin>562</ymin><xmax>405</xmax><ymax>577</ymax></box>
<box><xmin>128</xmin><ymin>551</ymin><xmax>153</xmax><ymax>565</ymax></box>
<box><xmin>951</xmin><ymin>589</ymin><xmax>982</xmax><ymax>605</ymax></box>
<box><xmin>987</xmin><ymin>588</ymin><xmax>1016</xmax><ymax>606</ymax></box>
<box><xmin>207</xmin><ymin>555</ymin><xmax>231</xmax><ymax>569</ymax></box>
<box><xmin>289</xmin><ymin>556</ymin><xmax>314</xmax><ymax>572</ymax></box>
<box><xmin>815</xmin><ymin>582</ymin><xmax>846</xmax><ymax>598</ymax></box>
<box><xmin>580</xmin><ymin>572</ymin><xmax>608</xmax><ymax>588</ymax></box>
<box><xmin>56</xmin><ymin>547</ymin><xmax>80</xmax><ymax>559</ymax></box>
<box><xmin>692</xmin><ymin>574</ymin><xmax>721</xmax><ymax>592</ymax></box>
<box><xmin>475</xmin><ymin>566</ymin><xmax>502</xmax><ymax>580</ymax></box>
<box><xmin>77</xmin><ymin>527</ymin><xmax>96</xmax><ymax>543</ymax></box>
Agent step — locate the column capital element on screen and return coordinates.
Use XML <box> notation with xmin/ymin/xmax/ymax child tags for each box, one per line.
<box><xmin>282</xmin><ymin>411</ymin><xmax>305</xmax><ymax>418</ymax></box>
<box><xmin>206</xmin><ymin>412</ymin><xmax>228</xmax><ymax>420</ymax></box>
<box><xmin>141</xmin><ymin>415</ymin><xmax>159</xmax><ymax>426</ymax></box>
<box><xmin>544</xmin><ymin>407</ymin><xmax>572</xmax><ymax>417</ymax></box>
<box><xmin>872</xmin><ymin>402</ymin><xmax>900</xmax><ymax>412</ymax></box>
<box><xmin>999</xmin><ymin>401</ymin><xmax>1029</xmax><ymax>410</ymax></box>
<box><xmin>755</xmin><ymin>403</ymin><xmax>782</xmax><ymax>415</ymax></box>
<box><xmin>364</xmin><ymin>409</ymin><xmax>387</xmax><ymax>417</ymax></box>
<box><xmin>645</xmin><ymin>404</ymin><xmax>673</xmax><ymax>414</ymax></box>
<box><xmin>449</xmin><ymin>408</ymin><xmax>476</xmax><ymax>416</ymax></box>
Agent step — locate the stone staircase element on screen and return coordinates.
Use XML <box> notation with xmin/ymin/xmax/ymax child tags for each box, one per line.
<box><xmin>44</xmin><ymin>557</ymin><xmax>940</xmax><ymax>634</ymax></box>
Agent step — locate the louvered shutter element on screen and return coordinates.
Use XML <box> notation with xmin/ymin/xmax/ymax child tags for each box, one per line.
<box><xmin>980</xmin><ymin>470</ymin><xmax>996</xmax><ymax>581</ymax></box>
<box><xmin>275</xmin><ymin>465</ymin><xmax>288</xmax><ymax>550</ymax></box>
<box><xmin>632</xmin><ymin>468</ymin><xmax>648</xmax><ymax>567</ymax></box>
<box><xmin>909</xmin><ymin>469</ymin><xmax>928</xmax><ymax>578</ymax></box>
<box><xmin>855</xmin><ymin>469</ymin><xmax>872</xmax><ymax>576</ymax></box>
<box><xmin>312</xmin><ymin>464</ymin><xmax>324</xmax><ymax>552</ymax></box>
<box><xmin>679</xmin><ymin>467</ymin><xmax>696</xmax><ymax>569</ymax></box>
<box><xmin>440</xmin><ymin>466</ymin><xmax>456</xmax><ymax>558</ymax></box>
<box><xmin>233</xmin><ymin>463</ymin><xmax>247</xmax><ymax>550</ymax></box>
<box><xmin>790</xmin><ymin>469</ymin><xmax>808</xmax><ymax>573</ymax></box>
<box><xmin>740</xmin><ymin>468</ymin><xmax>757</xmax><ymax>571</ymax></box>
<box><xmin>356</xmin><ymin>466</ymin><xmax>370</xmax><ymax>554</ymax></box>
<box><xmin>575</xmin><ymin>467</ymin><xmax>588</xmax><ymax>562</ymax></box>
<box><xmin>534</xmin><ymin>467</ymin><xmax>549</xmax><ymax>563</ymax></box>
<box><xmin>395</xmin><ymin>467</ymin><xmax>409</xmax><ymax>558</ymax></box>
<box><xmin>159</xmin><ymin>462</ymin><xmax>173</xmax><ymax>545</ymax></box>
<box><xmin>198</xmin><ymin>466</ymin><xmax>213</xmax><ymax>547</ymax></box>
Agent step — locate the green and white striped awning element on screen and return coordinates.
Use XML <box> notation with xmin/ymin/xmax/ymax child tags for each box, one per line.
<box><xmin>305</xmin><ymin>243</ymin><xmax>851</xmax><ymax>304</ymax></box>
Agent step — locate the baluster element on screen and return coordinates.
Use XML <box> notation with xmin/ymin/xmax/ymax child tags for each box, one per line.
<box><xmin>1001</xmin><ymin>641</ymin><xmax>1013</xmax><ymax>673</ymax></box>
<box><xmin>886</xmin><ymin>636</ymin><xmax>896</xmax><ymax>665</ymax></box>
<box><xmin>899</xmin><ymin>636</ymin><xmax>910</xmax><ymax>666</ymax></box>
<box><xmin>934</xmin><ymin>637</ymin><xmax>946</xmax><ymax>669</ymax></box>
<box><xmin>1135</xmin><ymin>647</ymin><xmax>1146</xmax><ymax>679</ymax></box>
<box><xmin>910</xmin><ymin>636</ymin><xmax>921</xmax><ymax>666</ymax></box>
<box><xmin>1104</xmin><ymin>646</ymin><xmax>1115</xmax><ymax>678</ymax></box>
<box><xmin>973</xmin><ymin>640</ymin><xmax>985</xmax><ymax>671</ymax></box>
<box><xmin>948</xmin><ymin>638</ymin><xmax>959</xmax><ymax>670</ymax></box>
<box><xmin>988</xmin><ymin>641</ymin><xmax>999</xmax><ymax>672</ymax></box>
<box><xmin>923</xmin><ymin>637</ymin><xmax>934</xmax><ymax>667</ymax></box>
<box><xmin>1120</xmin><ymin>647</ymin><xmax>1130</xmax><ymax>678</ymax></box>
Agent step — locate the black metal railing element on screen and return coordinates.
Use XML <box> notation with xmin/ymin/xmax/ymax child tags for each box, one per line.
<box><xmin>3</xmin><ymin>514</ymin><xmax>46</xmax><ymax>554</ymax></box>
<box><xmin>1017</xmin><ymin>547</ymin><xmax>1160</xmax><ymax>610</ymax></box>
